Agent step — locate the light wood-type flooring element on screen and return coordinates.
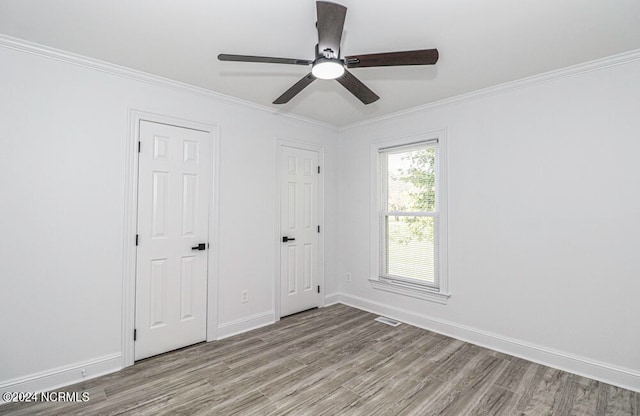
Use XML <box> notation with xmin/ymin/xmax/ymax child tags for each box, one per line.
<box><xmin>1</xmin><ymin>304</ymin><xmax>637</xmax><ymax>415</ymax></box>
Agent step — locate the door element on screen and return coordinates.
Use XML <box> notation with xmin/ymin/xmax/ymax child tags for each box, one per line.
<box><xmin>280</xmin><ymin>145</ymin><xmax>321</xmax><ymax>317</ymax></box>
<box><xmin>135</xmin><ymin>120</ymin><xmax>211</xmax><ymax>360</ymax></box>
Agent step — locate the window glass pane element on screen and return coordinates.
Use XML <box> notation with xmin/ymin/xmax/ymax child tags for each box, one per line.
<box><xmin>386</xmin><ymin>216</ymin><xmax>435</xmax><ymax>283</ymax></box>
<box><xmin>387</xmin><ymin>148</ymin><xmax>436</xmax><ymax>212</ymax></box>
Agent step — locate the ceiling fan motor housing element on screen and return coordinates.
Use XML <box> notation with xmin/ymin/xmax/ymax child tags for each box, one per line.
<box><xmin>311</xmin><ymin>57</ymin><xmax>345</xmax><ymax>79</ymax></box>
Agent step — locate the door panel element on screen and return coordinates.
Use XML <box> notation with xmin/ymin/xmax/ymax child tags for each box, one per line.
<box><xmin>135</xmin><ymin>121</ymin><xmax>210</xmax><ymax>360</ymax></box>
<box><xmin>280</xmin><ymin>146</ymin><xmax>320</xmax><ymax>317</ymax></box>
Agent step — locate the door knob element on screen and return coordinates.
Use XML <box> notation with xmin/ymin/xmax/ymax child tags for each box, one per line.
<box><xmin>282</xmin><ymin>236</ymin><xmax>296</xmax><ymax>243</ymax></box>
<box><xmin>191</xmin><ymin>243</ymin><xmax>207</xmax><ymax>251</ymax></box>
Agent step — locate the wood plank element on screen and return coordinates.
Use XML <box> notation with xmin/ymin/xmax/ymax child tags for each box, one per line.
<box><xmin>346</xmin><ymin>376</ymin><xmax>439</xmax><ymax>416</ymax></box>
<box><xmin>274</xmin><ymin>386</ymin><xmax>360</xmax><ymax>416</ymax></box>
<box><xmin>416</xmin><ymin>354</ymin><xmax>509</xmax><ymax>415</ymax></box>
<box><xmin>515</xmin><ymin>365</ymin><xmax>574</xmax><ymax>416</ymax></box>
<box><xmin>467</xmin><ymin>385</ymin><xmax>521</xmax><ymax>416</ymax></box>
<box><xmin>495</xmin><ymin>357</ymin><xmax>539</xmax><ymax>394</ymax></box>
<box><xmin>605</xmin><ymin>384</ymin><xmax>637</xmax><ymax>416</ymax></box>
<box><xmin>430</xmin><ymin>342</ymin><xmax>483</xmax><ymax>381</ymax></box>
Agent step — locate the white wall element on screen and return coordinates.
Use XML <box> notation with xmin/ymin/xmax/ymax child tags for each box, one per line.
<box><xmin>336</xmin><ymin>59</ymin><xmax>640</xmax><ymax>390</ymax></box>
<box><xmin>1</xmin><ymin>36</ymin><xmax>639</xmax><ymax>395</ymax></box>
<box><xmin>0</xmin><ymin>43</ymin><xmax>339</xmax><ymax>389</ymax></box>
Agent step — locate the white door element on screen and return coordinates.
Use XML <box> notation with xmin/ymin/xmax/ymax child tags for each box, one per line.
<box><xmin>280</xmin><ymin>146</ymin><xmax>321</xmax><ymax>317</ymax></box>
<box><xmin>135</xmin><ymin>120</ymin><xmax>211</xmax><ymax>360</ymax></box>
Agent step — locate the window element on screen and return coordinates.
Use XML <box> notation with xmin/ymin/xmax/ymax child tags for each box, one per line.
<box><xmin>370</xmin><ymin>133</ymin><xmax>449</xmax><ymax>304</ymax></box>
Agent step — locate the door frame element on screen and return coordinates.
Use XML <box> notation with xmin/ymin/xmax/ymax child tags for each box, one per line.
<box><xmin>122</xmin><ymin>109</ymin><xmax>220</xmax><ymax>368</ymax></box>
<box><xmin>274</xmin><ymin>139</ymin><xmax>326</xmax><ymax>320</ymax></box>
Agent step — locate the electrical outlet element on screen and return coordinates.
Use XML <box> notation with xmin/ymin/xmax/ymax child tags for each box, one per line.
<box><xmin>241</xmin><ymin>290</ymin><xmax>249</xmax><ymax>303</ymax></box>
<box><xmin>346</xmin><ymin>272</ymin><xmax>352</xmax><ymax>283</ymax></box>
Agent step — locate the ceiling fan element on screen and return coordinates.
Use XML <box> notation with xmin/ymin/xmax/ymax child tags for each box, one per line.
<box><xmin>218</xmin><ymin>1</ymin><xmax>439</xmax><ymax>105</ymax></box>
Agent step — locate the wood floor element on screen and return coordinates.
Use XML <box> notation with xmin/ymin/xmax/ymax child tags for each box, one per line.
<box><xmin>1</xmin><ymin>304</ymin><xmax>637</xmax><ymax>415</ymax></box>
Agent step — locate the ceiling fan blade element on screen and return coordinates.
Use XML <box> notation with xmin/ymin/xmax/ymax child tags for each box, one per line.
<box><xmin>316</xmin><ymin>1</ymin><xmax>347</xmax><ymax>58</ymax></box>
<box><xmin>345</xmin><ymin>49</ymin><xmax>439</xmax><ymax>68</ymax></box>
<box><xmin>273</xmin><ymin>73</ymin><xmax>316</xmax><ymax>104</ymax></box>
<box><xmin>218</xmin><ymin>54</ymin><xmax>312</xmax><ymax>66</ymax></box>
<box><xmin>335</xmin><ymin>69</ymin><xmax>379</xmax><ymax>105</ymax></box>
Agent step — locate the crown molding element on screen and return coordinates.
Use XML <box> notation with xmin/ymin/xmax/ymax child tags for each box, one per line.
<box><xmin>0</xmin><ymin>34</ymin><xmax>337</xmax><ymax>132</ymax></box>
<box><xmin>340</xmin><ymin>48</ymin><xmax>640</xmax><ymax>131</ymax></box>
<box><xmin>3</xmin><ymin>34</ymin><xmax>638</xmax><ymax>133</ymax></box>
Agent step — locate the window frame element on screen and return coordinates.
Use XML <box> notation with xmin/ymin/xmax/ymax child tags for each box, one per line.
<box><xmin>379</xmin><ymin>141</ymin><xmax>440</xmax><ymax>289</ymax></box>
<box><xmin>369</xmin><ymin>131</ymin><xmax>450</xmax><ymax>304</ymax></box>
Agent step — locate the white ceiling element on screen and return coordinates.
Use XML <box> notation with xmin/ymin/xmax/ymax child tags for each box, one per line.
<box><xmin>1</xmin><ymin>0</ymin><xmax>639</xmax><ymax>127</ymax></box>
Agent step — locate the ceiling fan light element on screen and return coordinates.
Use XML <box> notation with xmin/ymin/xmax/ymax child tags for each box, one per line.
<box><xmin>312</xmin><ymin>59</ymin><xmax>345</xmax><ymax>80</ymax></box>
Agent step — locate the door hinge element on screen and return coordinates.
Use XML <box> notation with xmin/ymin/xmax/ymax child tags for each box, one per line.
<box><xmin>317</xmin><ymin>285</ymin><xmax>320</xmax><ymax>293</ymax></box>
<box><xmin>138</xmin><ymin>141</ymin><xmax>141</xmax><ymax>153</ymax></box>
<box><xmin>317</xmin><ymin>225</ymin><xmax>320</xmax><ymax>233</ymax></box>
<box><xmin>317</xmin><ymin>166</ymin><xmax>320</xmax><ymax>174</ymax></box>
<box><xmin>133</xmin><ymin>329</ymin><xmax>137</xmax><ymax>341</ymax></box>
<box><xmin>135</xmin><ymin>234</ymin><xmax>139</xmax><ymax>246</ymax></box>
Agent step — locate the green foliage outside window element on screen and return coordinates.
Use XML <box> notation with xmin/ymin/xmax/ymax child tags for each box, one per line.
<box><xmin>388</xmin><ymin>148</ymin><xmax>436</xmax><ymax>245</ymax></box>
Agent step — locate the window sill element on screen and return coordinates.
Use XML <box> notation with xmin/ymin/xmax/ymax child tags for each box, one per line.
<box><xmin>369</xmin><ymin>278</ymin><xmax>450</xmax><ymax>305</ymax></box>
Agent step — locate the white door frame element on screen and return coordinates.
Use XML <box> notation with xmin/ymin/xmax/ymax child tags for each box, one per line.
<box><xmin>122</xmin><ymin>109</ymin><xmax>220</xmax><ymax>368</ymax></box>
<box><xmin>274</xmin><ymin>139</ymin><xmax>325</xmax><ymax>320</ymax></box>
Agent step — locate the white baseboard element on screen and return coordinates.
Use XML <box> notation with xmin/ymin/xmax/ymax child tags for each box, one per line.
<box><xmin>0</xmin><ymin>353</ymin><xmax>122</xmax><ymax>402</ymax></box>
<box><xmin>333</xmin><ymin>293</ymin><xmax>640</xmax><ymax>393</ymax></box>
<box><xmin>324</xmin><ymin>292</ymin><xmax>342</xmax><ymax>306</ymax></box>
<box><xmin>217</xmin><ymin>311</ymin><xmax>275</xmax><ymax>340</ymax></box>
